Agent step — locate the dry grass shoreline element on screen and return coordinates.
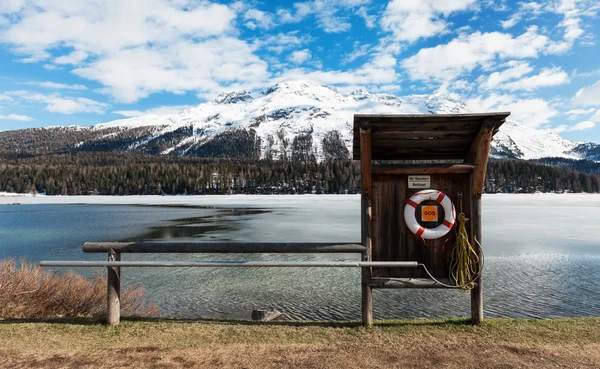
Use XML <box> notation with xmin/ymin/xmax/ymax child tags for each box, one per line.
<box><xmin>0</xmin><ymin>317</ymin><xmax>599</xmax><ymax>368</ymax></box>
<box><xmin>0</xmin><ymin>259</ymin><xmax>156</xmax><ymax>319</ymax></box>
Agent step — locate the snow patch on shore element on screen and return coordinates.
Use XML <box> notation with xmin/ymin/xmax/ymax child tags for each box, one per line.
<box><xmin>1</xmin><ymin>193</ymin><xmax>599</xmax><ymax>208</ymax></box>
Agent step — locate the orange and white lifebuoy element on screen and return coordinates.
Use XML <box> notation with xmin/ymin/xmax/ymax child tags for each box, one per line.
<box><xmin>404</xmin><ymin>189</ymin><xmax>456</xmax><ymax>240</ymax></box>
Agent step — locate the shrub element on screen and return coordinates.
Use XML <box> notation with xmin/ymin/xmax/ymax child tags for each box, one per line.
<box><xmin>0</xmin><ymin>258</ymin><xmax>157</xmax><ymax>319</ymax></box>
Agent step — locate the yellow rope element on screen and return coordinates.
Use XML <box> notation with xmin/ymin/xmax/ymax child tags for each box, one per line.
<box><xmin>449</xmin><ymin>200</ymin><xmax>480</xmax><ymax>290</ymax></box>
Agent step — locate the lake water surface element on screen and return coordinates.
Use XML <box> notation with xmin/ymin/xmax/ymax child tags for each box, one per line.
<box><xmin>1</xmin><ymin>194</ymin><xmax>599</xmax><ymax>320</ymax></box>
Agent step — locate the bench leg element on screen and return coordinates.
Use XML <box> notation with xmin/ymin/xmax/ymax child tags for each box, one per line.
<box><xmin>107</xmin><ymin>250</ymin><xmax>121</xmax><ymax>326</ymax></box>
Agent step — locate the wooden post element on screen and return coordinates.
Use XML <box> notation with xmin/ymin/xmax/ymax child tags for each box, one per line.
<box><xmin>469</xmin><ymin>121</ymin><xmax>495</xmax><ymax>325</ymax></box>
<box><xmin>107</xmin><ymin>249</ymin><xmax>121</xmax><ymax>326</ymax></box>
<box><xmin>470</xmin><ymin>198</ymin><xmax>483</xmax><ymax>325</ymax></box>
<box><xmin>360</xmin><ymin>120</ymin><xmax>373</xmax><ymax>327</ymax></box>
<box><xmin>471</xmin><ymin>120</ymin><xmax>495</xmax><ymax>198</ymax></box>
<box><xmin>361</xmin><ymin>213</ymin><xmax>373</xmax><ymax>327</ymax></box>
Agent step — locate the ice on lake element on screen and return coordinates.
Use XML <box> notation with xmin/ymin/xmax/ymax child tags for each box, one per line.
<box><xmin>1</xmin><ymin>194</ymin><xmax>599</xmax><ymax>320</ymax></box>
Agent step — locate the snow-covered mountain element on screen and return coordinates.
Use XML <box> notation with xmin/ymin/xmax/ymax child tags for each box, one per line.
<box><xmin>491</xmin><ymin>120</ymin><xmax>599</xmax><ymax>160</ymax></box>
<box><xmin>2</xmin><ymin>80</ymin><xmax>599</xmax><ymax>162</ymax></box>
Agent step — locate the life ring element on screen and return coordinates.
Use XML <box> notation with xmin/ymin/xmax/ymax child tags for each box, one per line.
<box><xmin>404</xmin><ymin>189</ymin><xmax>456</xmax><ymax>240</ymax></box>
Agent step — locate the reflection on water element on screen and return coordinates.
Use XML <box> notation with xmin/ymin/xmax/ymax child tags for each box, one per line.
<box><xmin>119</xmin><ymin>208</ymin><xmax>269</xmax><ymax>242</ymax></box>
<box><xmin>1</xmin><ymin>199</ymin><xmax>600</xmax><ymax>321</ymax></box>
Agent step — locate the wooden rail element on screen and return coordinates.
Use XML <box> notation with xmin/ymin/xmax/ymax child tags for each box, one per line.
<box><xmin>83</xmin><ymin>242</ymin><xmax>366</xmax><ymax>254</ymax></box>
<box><xmin>40</xmin><ymin>261</ymin><xmax>420</xmax><ymax>268</ymax></box>
<box><xmin>43</xmin><ymin>242</ymin><xmax>369</xmax><ymax>326</ymax></box>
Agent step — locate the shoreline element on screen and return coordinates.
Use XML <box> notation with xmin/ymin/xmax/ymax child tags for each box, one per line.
<box><xmin>2</xmin><ymin>192</ymin><xmax>600</xmax><ymax>207</ymax></box>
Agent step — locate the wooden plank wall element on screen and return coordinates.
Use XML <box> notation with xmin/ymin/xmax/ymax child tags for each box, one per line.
<box><xmin>371</xmin><ymin>172</ymin><xmax>472</xmax><ymax>279</ymax></box>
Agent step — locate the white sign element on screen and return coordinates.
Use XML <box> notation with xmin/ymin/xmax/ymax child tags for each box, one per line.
<box><xmin>408</xmin><ymin>175</ymin><xmax>430</xmax><ymax>189</ymax></box>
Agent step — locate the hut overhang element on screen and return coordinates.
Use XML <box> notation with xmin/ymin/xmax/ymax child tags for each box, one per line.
<box><xmin>352</xmin><ymin>113</ymin><xmax>510</xmax><ymax>161</ymax></box>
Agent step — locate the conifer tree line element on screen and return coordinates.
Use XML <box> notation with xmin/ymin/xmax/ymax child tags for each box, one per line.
<box><xmin>0</xmin><ymin>151</ymin><xmax>599</xmax><ymax>195</ymax></box>
<box><xmin>0</xmin><ymin>152</ymin><xmax>360</xmax><ymax>195</ymax></box>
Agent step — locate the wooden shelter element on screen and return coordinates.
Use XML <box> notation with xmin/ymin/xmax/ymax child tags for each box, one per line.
<box><xmin>354</xmin><ymin>112</ymin><xmax>510</xmax><ymax>326</ymax></box>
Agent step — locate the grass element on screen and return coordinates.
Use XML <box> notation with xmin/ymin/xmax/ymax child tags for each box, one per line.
<box><xmin>1</xmin><ymin>259</ymin><xmax>598</xmax><ymax>367</ymax></box>
<box><xmin>0</xmin><ymin>317</ymin><xmax>599</xmax><ymax>368</ymax></box>
<box><xmin>0</xmin><ymin>258</ymin><xmax>156</xmax><ymax>319</ymax></box>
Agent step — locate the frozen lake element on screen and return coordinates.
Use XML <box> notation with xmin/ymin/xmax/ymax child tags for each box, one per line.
<box><xmin>1</xmin><ymin>194</ymin><xmax>599</xmax><ymax>320</ymax></box>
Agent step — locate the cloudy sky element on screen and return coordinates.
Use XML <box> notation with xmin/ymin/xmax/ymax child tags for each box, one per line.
<box><xmin>0</xmin><ymin>0</ymin><xmax>599</xmax><ymax>142</ymax></box>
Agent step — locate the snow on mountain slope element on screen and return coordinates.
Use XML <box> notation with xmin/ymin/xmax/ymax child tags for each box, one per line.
<box><xmin>76</xmin><ymin>80</ymin><xmax>600</xmax><ymax>162</ymax></box>
<box><xmin>492</xmin><ymin>120</ymin><xmax>580</xmax><ymax>160</ymax></box>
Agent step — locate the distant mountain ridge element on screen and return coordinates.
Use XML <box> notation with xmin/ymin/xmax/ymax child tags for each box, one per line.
<box><xmin>1</xmin><ymin>80</ymin><xmax>599</xmax><ymax>162</ymax></box>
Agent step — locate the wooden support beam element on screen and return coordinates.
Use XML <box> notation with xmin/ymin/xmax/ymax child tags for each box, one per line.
<box><xmin>360</xmin><ymin>121</ymin><xmax>373</xmax><ymax>327</ymax></box>
<box><xmin>470</xmin><ymin>120</ymin><xmax>496</xmax><ymax>198</ymax></box>
<box><xmin>471</xmin><ymin>198</ymin><xmax>483</xmax><ymax>325</ymax></box>
<box><xmin>372</xmin><ymin>164</ymin><xmax>474</xmax><ymax>175</ymax></box>
<box><xmin>83</xmin><ymin>242</ymin><xmax>366</xmax><ymax>254</ymax></box>
<box><xmin>106</xmin><ymin>249</ymin><xmax>120</xmax><ymax>326</ymax></box>
<box><xmin>468</xmin><ymin>122</ymin><xmax>495</xmax><ymax>325</ymax></box>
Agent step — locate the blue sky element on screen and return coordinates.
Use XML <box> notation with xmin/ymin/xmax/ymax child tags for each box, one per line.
<box><xmin>1</xmin><ymin>0</ymin><xmax>600</xmax><ymax>143</ymax></box>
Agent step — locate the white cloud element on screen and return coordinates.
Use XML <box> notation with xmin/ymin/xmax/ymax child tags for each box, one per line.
<box><xmin>501</xmin><ymin>67</ymin><xmax>569</xmax><ymax>91</ymax></box>
<box><xmin>260</xmin><ymin>32</ymin><xmax>311</xmax><ymax>54</ymax></box>
<box><xmin>565</xmin><ymin>108</ymin><xmax>595</xmax><ymax>116</ymax></box>
<box><xmin>500</xmin><ymin>0</ymin><xmax>590</xmax><ymax>54</ymax></box>
<box><xmin>0</xmin><ymin>1</ymin><xmax>268</xmax><ymax>103</ymax></box>
<box><xmin>27</xmin><ymin>81</ymin><xmax>88</xmax><ymax>90</ymax></box>
<box><xmin>545</xmin><ymin>0</ymin><xmax>599</xmax><ymax>53</ymax></box>
<box><xmin>381</xmin><ymin>0</ymin><xmax>476</xmax><ymax>43</ymax></box>
<box><xmin>114</xmin><ymin>105</ymin><xmax>194</xmax><ymax>117</ymax></box>
<box><xmin>550</xmin><ymin>124</ymin><xmax>569</xmax><ymax>133</ymax></box>
<box><xmin>564</xmin><ymin>108</ymin><xmax>595</xmax><ymax>120</ymax></box>
<box><xmin>71</xmin><ymin>37</ymin><xmax>269</xmax><ymax>103</ymax></box>
<box><xmin>7</xmin><ymin>91</ymin><xmax>109</xmax><ymax>114</ymax></box>
<box><xmin>54</xmin><ymin>50</ymin><xmax>88</xmax><ymax>65</ymax></box>
<box><xmin>574</xmin><ymin>80</ymin><xmax>600</xmax><ymax>106</ymax></box>
<box><xmin>500</xmin><ymin>2</ymin><xmax>544</xmax><ymax>29</ymax></box>
<box><xmin>467</xmin><ymin>93</ymin><xmax>558</xmax><ymax>128</ymax></box>
<box><xmin>342</xmin><ymin>42</ymin><xmax>372</xmax><ymax>64</ymax></box>
<box><xmin>1</xmin><ymin>1</ymin><xmax>236</xmax><ymax>55</ymax></box>
<box><xmin>288</xmin><ymin>49</ymin><xmax>312</xmax><ymax>64</ymax></box>
<box><xmin>275</xmin><ymin>0</ymin><xmax>371</xmax><ymax>33</ymax></box>
<box><xmin>356</xmin><ymin>6</ymin><xmax>376</xmax><ymax>28</ymax></box>
<box><xmin>555</xmin><ymin>0</ymin><xmax>584</xmax><ymax>42</ymax></box>
<box><xmin>569</xmin><ymin>120</ymin><xmax>595</xmax><ymax>131</ymax></box>
<box><xmin>573</xmin><ymin>69</ymin><xmax>600</xmax><ymax>78</ymax></box>
<box><xmin>481</xmin><ymin>61</ymin><xmax>534</xmax><ymax>90</ymax></box>
<box><xmin>0</xmin><ymin>113</ymin><xmax>35</xmax><ymax>121</ymax></box>
<box><xmin>278</xmin><ymin>53</ymin><xmax>399</xmax><ymax>87</ymax></box>
<box><xmin>42</xmin><ymin>64</ymin><xmax>61</xmax><ymax>71</ymax></box>
<box><xmin>402</xmin><ymin>27</ymin><xmax>549</xmax><ymax>82</ymax></box>
<box><xmin>243</xmin><ymin>9</ymin><xmax>275</xmax><ymax>30</ymax></box>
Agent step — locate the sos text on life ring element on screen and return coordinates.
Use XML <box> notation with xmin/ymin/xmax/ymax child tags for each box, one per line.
<box><xmin>404</xmin><ymin>189</ymin><xmax>455</xmax><ymax>240</ymax></box>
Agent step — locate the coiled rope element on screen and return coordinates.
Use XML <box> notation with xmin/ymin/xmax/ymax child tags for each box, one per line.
<box><xmin>448</xmin><ymin>198</ymin><xmax>481</xmax><ymax>290</ymax></box>
<box><xmin>419</xmin><ymin>236</ymin><xmax>484</xmax><ymax>289</ymax></box>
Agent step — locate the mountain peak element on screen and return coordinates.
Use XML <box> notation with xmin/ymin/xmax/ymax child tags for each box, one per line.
<box><xmin>348</xmin><ymin>88</ymin><xmax>369</xmax><ymax>96</ymax></box>
<box><xmin>86</xmin><ymin>79</ymin><xmax>598</xmax><ymax>162</ymax></box>
<box><xmin>214</xmin><ymin>90</ymin><xmax>253</xmax><ymax>104</ymax></box>
<box><xmin>258</xmin><ymin>80</ymin><xmax>342</xmax><ymax>99</ymax></box>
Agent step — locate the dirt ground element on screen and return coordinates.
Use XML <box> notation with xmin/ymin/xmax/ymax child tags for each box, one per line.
<box><xmin>0</xmin><ymin>317</ymin><xmax>599</xmax><ymax>368</ymax></box>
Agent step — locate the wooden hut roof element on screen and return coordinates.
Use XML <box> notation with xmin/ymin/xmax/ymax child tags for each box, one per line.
<box><xmin>352</xmin><ymin>112</ymin><xmax>510</xmax><ymax>161</ymax></box>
